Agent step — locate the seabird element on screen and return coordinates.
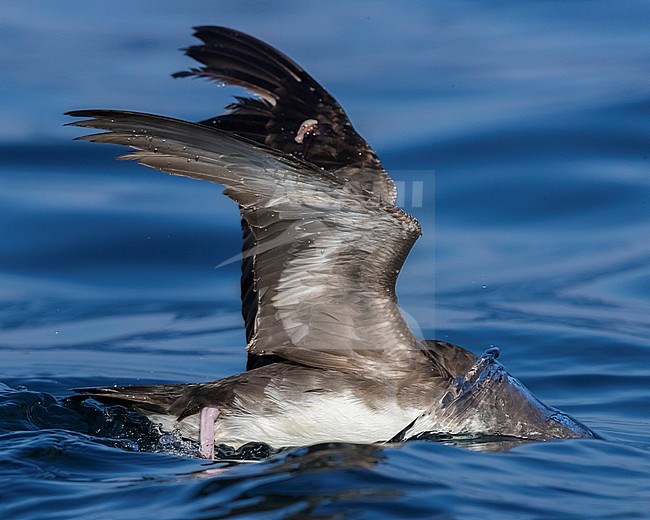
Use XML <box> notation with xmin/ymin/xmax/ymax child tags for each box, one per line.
<box><xmin>68</xmin><ymin>27</ymin><xmax>593</xmax><ymax>458</ymax></box>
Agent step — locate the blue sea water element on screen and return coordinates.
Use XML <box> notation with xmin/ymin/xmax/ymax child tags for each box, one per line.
<box><xmin>1</xmin><ymin>2</ymin><xmax>649</xmax><ymax>518</ymax></box>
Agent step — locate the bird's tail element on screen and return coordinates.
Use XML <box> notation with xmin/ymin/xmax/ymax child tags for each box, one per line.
<box><xmin>73</xmin><ymin>383</ymin><xmax>192</xmax><ymax>415</ymax></box>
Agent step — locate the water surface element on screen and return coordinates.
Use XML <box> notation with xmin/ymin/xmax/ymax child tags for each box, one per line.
<box><xmin>1</xmin><ymin>2</ymin><xmax>649</xmax><ymax>518</ymax></box>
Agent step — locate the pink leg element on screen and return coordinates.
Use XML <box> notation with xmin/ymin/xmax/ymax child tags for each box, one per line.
<box><xmin>199</xmin><ymin>407</ymin><xmax>220</xmax><ymax>459</ymax></box>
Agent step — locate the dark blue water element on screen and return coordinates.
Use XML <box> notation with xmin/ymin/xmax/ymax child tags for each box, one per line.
<box><xmin>1</xmin><ymin>2</ymin><xmax>649</xmax><ymax>518</ymax></box>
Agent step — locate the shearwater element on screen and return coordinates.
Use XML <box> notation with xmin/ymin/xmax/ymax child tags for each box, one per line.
<box><xmin>68</xmin><ymin>26</ymin><xmax>593</xmax><ymax>458</ymax></box>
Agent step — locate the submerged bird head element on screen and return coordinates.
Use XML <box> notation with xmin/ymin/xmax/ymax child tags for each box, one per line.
<box><xmin>395</xmin><ymin>348</ymin><xmax>595</xmax><ymax>442</ymax></box>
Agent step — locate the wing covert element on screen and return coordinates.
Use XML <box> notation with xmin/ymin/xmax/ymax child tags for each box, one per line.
<box><xmin>67</xmin><ymin>110</ymin><xmax>428</xmax><ymax>378</ymax></box>
<box><xmin>173</xmin><ymin>27</ymin><xmax>399</xmax><ymax>360</ymax></box>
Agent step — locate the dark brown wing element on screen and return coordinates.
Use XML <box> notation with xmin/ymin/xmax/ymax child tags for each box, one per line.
<box><xmin>422</xmin><ymin>340</ymin><xmax>477</xmax><ymax>377</ymax></box>
<box><xmin>174</xmin><ymin>26</ymin><xmax>395</xmax><ymax>195</ymax></box>
<box><xmin>173</xmin><ymin>27</ymin><xmax>397</xmax><ymax>357</ymax></box>
<box><xmin>67</xmin><ymin>110</ymin><xmax>429</xmax><ymax>378</ymax></box>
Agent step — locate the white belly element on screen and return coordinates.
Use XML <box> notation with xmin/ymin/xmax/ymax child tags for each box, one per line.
<box><xmin>148</xmin><ymin>392</ymin><xmax>421</xmax><ymax>449</ymax></box>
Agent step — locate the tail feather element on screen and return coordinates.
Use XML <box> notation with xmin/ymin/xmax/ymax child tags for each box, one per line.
<box><xmin>74</xmin><ymin>383</ymin><xmax>192</xmax><ymax>415</ymax></box>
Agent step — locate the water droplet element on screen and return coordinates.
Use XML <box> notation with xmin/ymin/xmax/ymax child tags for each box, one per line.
<box><xmin>159</xmin><ymin>433</ymin><xmax>174</xmax><ymax>445</ymax></box>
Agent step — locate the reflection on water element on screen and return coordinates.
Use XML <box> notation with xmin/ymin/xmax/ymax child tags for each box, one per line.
<box><xmin>404</xmin><ymin>434</ymin><xmax>538</xmax><ymax>453</ymax></box>
<box><xmin>1</xmin><ymin>1</ymin><xmax>649</xmax><ymax>518</ymax></box>
<box><xmin>190</xmin><ymin>444</ymin><xmax>398</xmax><ymax>520</ymax></box>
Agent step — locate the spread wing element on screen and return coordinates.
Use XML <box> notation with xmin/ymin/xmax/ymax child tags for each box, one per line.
<box><xmin>67</xmin><ymin>110</ymin><xmax>429</xmax><ymax>378</ymax></box>
<box><xmin>173</xmin><ymin>26</ymin><xmax>395</xmax><ymax>199</ymax></box>
<box><xmin>173</xmin><ymin>27</ymin><xmax>397</xmax><ymax>356</ymax></box>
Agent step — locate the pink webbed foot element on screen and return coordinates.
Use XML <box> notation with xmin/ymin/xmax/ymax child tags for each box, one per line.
<box><xmin>199</xmin><ymin>406</ymin><xmax>220</xmax><ymax>459</ymax></box>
